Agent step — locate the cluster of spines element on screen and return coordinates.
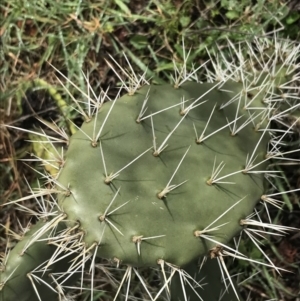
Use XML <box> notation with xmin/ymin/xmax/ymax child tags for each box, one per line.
<box><xmin>1</xmin><ymin>35</ymin><xmax>300</xmax><ymax>301</ymax></box>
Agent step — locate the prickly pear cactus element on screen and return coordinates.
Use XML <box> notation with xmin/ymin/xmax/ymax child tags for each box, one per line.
<box><xmin>0</xmin><ymin>221</ymin><xmax>79</xmax><ymax>301</ymax></box>
<box><xmin>1</xmin><ymin>36</ymin><xmax>300</xmax><ymax>301</ymax></box>
<box><xmin>57</xmin><ymin>81</ymin><xmax>268</xmax><ymax>269</ymax></box>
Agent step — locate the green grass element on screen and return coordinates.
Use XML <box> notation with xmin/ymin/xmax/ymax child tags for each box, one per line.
<box><xmin>1</xmin><ymin>0</ymin><xmax>300</xmax><ymax>300</ymax></box>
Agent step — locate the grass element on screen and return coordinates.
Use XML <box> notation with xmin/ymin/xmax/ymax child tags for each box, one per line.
<box><xmin>1</xmin><ymin>0</ymin><xmax>300</xmax><ymax>300</ymax></box>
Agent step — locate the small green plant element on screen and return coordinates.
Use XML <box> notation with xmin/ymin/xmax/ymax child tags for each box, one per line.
<box><xmin>1</xmin><ymin>35</ymin><xmax>300</xmax><ymax>301</ymax></box>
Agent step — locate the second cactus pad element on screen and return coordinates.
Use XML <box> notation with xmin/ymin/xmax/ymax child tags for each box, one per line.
<box><xmin>57</xmin><ymin>81</ymin><xmax>269</xmax><ymax>267</ymax></box>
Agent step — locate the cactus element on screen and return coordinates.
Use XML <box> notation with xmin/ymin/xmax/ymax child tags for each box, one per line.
<box><xmin>0</xmin><ymin>220</ymin><xmax>79</xmax><ymax>301</ymax></box>
<box><xmin>1</xmin><ymin>36</ymin><xmax>300</xmax><ymax>301</ymax></box>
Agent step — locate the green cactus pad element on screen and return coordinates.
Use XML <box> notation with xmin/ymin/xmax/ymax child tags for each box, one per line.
<box><xmin>0</xmin><ymin>220</ymin><xmax>78</xmax><ymax>301</ymax></box>
<box><xmin>56</xmin><ymin>81</ymin><xmax>269</xmax><ymax>267</ymax></box>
